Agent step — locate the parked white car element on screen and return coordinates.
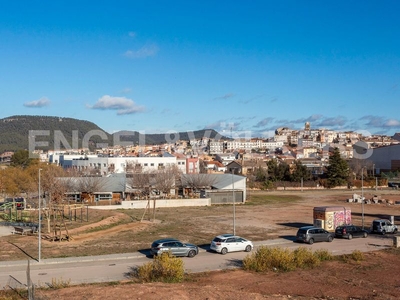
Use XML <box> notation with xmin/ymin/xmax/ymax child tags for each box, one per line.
<box><xmin>210</xmin><ymin>234</ymin><xmax>253</xmax><ymax>255</ymax></box>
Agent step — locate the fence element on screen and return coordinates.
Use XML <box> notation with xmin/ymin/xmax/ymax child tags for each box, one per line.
<box><xmin>205</xmin><ymin>190</ymin><xmax>244</xmax><ymax>205</ymax></box>
<box><xmin>4</xmin><ymin>261</ymin><xmax>49</xmax><ymax>300</ymax></box>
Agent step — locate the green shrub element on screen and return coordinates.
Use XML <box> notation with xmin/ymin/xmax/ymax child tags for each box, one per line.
<box><xmin>313</xmin><ymin>249</ymin><xmax>333</xmax><ymax>261</ymax></box>
<box><xmin>337</xmin><ymin>250</ymin><xmax>365</xmax><ymax>263</ymax></box>
<box><xmin>349</xmin><ymin>250</ymin><xmax>365</xmax><ymax>262</ymax></box>
<box><xmin>136</xmin><ymin>252</ymin><xmax>185</xmax><ymax>283</ymax></box>
<box><xmin>243</xmin><ymin>246</ymin><xmax>333</xmax><ymax>273</ymax></box>
<box><xmin>293</xmin><ymin>247</ymin><xmax>320</xmax><ymax>269</ymax></box>
<box><xmin>243</xmin><ymin>246</ymin><xmax>295</xmax><ymax>272</ymax></box>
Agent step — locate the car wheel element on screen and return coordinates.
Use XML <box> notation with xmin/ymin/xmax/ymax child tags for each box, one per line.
<box><xmin>382</xmin><ymin>230</ymin><xmax>386</xmax><ymax>235</ymax></box>
<box><xmin>308</xmin><ymin>238</ymin><xmax>314</xmax><ymax>245</ymax></box>
<box><xmin>348</xmin><ymin>234</ymin><xmax>353</xmax><ymax>240</ymax></box>
<box><xmin>328</xmin><ymin>236</ymin><xmax>333</xmax><ymax>242</ymax></box>
<box><xmin>394</xmin><ymin>229</ymin><xmax>398</xmax><ymax>234</ymax></box>
<box><xmin>245</xmin><ymin>245</ymin><xmax>252</xmax><ymax>252</ymax></box>
<box><xmin>221</xmin><ymin>247</ymin><xmax>228</xmax><ymax>255</ymax></box>
<box><xmin>363</xmin><ymin>232</ymin><xmax>368</xmax><ymax>238</ymax></box>
<box><xmin>187</xmin><ymin>250</ymin><xmax>196</xmax><ymax>258</ymax></box>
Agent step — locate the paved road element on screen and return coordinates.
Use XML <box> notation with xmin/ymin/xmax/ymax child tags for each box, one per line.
<box><xmin>0</xmin><ymin>235</ymin><xmax>395</xmax><ymax>290</ymax></box>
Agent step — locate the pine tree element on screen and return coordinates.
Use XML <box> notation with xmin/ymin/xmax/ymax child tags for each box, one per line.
<box><xmin>291</xmin><ymin>160</ymin><xmax>311</xmax><ymax>182</ymax></box>
<box><xmin>326</xmin><ymin>148</ymin><xmax>349</xmax><ymax>188</ymax></box>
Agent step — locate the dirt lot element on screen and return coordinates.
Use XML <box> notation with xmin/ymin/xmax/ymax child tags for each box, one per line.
<box><xmin>2</xmin><ymin>188</ymin><xmax>400</xmax><ymax>299</ymax></box>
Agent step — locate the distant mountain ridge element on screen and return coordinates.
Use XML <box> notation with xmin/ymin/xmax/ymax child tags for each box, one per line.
<box><xmin>0</xmin><ymin>115</ymin><xmax>225</xmax><ymax>152</ymax></box>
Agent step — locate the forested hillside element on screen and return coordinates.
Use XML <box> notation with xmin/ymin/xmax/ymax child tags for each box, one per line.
<box><xmin>0</xmin><ymin>115</ymin><xmax>224</xmax><ymax>152</ymax></box>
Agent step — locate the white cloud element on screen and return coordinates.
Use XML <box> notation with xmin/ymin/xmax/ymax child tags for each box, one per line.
<box><xmin>124</xmin><ymin>44</ymin><xmax>159</xmax><ymax>59</ymax></box>
<box><xmin>385</xmin><ymin>119</ymin><xmax>400</xmax><ymax>127</ymax></box>
<box><xmin>90</xmin><ymin>95</ymin><xmax>144</xmax><ymax>115</ymax></box>
<box><xmin>23</xmin><ymin>97</ymin><xmax>51</xmax><ymax>108</ymax></box>
<box><xmin>128</xmin><ymin>31</ymin><xmax>136</xmax><ymax>38</ymax></box>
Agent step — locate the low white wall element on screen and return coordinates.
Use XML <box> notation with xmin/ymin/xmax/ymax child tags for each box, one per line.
<box><xmin>90</xmin><ymin>198</ymin><xmax>211</xmax><ymax>210</ymax></box>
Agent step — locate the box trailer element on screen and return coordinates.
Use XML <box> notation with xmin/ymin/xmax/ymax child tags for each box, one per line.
<box><xmin>313</xmin><ymin>206</ymin><xmax>351</xmax><ymax>232</ymax></box>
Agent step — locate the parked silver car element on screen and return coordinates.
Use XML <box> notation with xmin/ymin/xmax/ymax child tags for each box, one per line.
<box><xmin>150</xmin><ymin>238</ymin><xmax>199</xmax><ymax>257</ymax></box>
<box><xmin>296</xmin><ymin>226</ymin><xmax>334</xmax><ymax>244</ymax></box>
<box><xmin>210</xmin><ymin>234</ymin><xmax>253</xmax><ymax>255</ymax></box>
<box><xmin>371</xmin><ymin>219</ymin><xmax>398</xmax><ymax>235</ymax></box>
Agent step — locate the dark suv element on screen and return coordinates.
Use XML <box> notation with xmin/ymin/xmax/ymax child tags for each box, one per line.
<box><xmin>335</xmin><ymin>225</ymin><xmax>368</xmax><ymax>239</ymax></box>
<box><xmin>296</xmin><ymin>226</ymin><xmax>334</xmax><ymax>244</ymax></box>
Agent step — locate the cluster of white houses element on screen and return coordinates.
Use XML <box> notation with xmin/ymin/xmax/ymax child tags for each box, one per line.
<box><xmin>25</xmin><ymin>124</ymin><xmax>400</xmax><ymax>206</ymax></box>
<box><xmin>44</xmin><ymin>122</ymin><xmax>400</xmax><ymax>177</ymax></box>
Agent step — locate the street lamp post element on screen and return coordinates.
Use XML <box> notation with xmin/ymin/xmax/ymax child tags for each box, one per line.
<box><xmin>232</xmin><ymin>168</ymin><xmax>236</xmax><ymax>236</ymax></box>
<box><xmin>361</xmin><ymin>167</ymin><xmax>365</xmax><ymax>230</ymax></box>
<box><xmin>373</xmin><ymin>164</ymin><xmax>377</xmax><ymax>191</ymax></box>
<box><xmin>38</xmin><ymin>168</ymin><xmax>42</xmax><ymax>262</ymax></box>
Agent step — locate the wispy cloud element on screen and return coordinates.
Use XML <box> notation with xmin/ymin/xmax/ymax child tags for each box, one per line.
<box><xmin>240</xmin><ymin>94</ymin><xmax>263</xmax><ymax>104</ymax></box>
<box><xmin>89</xmin><ymin>95</ymin><xmax>145</xmax><ymax>115</ymax></box>
<box><xmin>23</xmin><ymin>97</ymin><xmax>50</xmax><ymax>108</ymax></box>
<box><xmin>293</xmin><ymin>114</ymin><xmax>324</xmax><ymax>124</ymax></box>
<box><xmin>128</xmin><ymin>31</ymin><xmax>136</xmax><ymax>38</ymax></box>
<box><xmin>213</xmin><ymin>93</ymin><xmax>235</xmax><ymax>101</ymax></box>
<box><xmin>124</xmin><ymin>44</ymin><xmax>159</xmax><ymax>59</ymax></box>
<box><xmin>360</xmin><ymin>115</ymin><xmax>385</xmax><ymax>127</ymax></box>
<box><xmin>316</xmin><ymin>116</ymin><xmax>347</xmax><ymax>127</ymax></box>
<box><xmin>361</xmin><ymin>115</ymin><xmax>400</xmax><ymax>129</ymax></box>
<box><xmin>120</xmin><ymin>88</ymin><xmax>132</xmax><ymax>94</ymax></box>
<box><xmin>254</xmin><ymin>117</ymin><xmax>274</xmax><ymax>128</ymax></box>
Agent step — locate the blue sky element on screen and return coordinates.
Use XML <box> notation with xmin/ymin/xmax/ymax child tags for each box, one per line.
<box><xmin>1</xmin><ymin>1</ymin><xmax>400</xmax><ymax>138</ymax></box>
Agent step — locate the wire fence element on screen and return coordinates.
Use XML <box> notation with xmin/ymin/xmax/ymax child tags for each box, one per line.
<box><xmin>4</xmin><ymin>260</ymin><xmax>50</xmax><ymax>300</ymax></box>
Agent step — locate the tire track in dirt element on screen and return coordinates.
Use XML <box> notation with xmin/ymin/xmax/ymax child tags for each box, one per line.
<box><xmin>64</xmin><ymin>212</ymin><xmax>153</xmax><ymax>243</ymax></box>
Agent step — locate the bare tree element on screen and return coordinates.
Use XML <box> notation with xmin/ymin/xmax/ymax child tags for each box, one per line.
<box><xmin>76</xmin><ymin>176</ymin><xmax>107</xmax><ymax>203</ymax></box>
<box><xmin>126</xmin><ymin>171</ymin><xmax>152</xmax><ymax>199</ymax></box>
<box><xmin>348</xmin><ymin>158</ymin><xmax>375</xmax><ymax>180</ymax></box>
<box><xmin>125</xmin><ymin>160</ymin><xmax>143</xmax><ymax>174</ymax></box>
<box><xmin>153</xmin><ymin>165</ymin><xmax>181</xmax><ymax>198</ymax></box>
<box><xmin>180</xmin><ymin>174</ymin><xmax>219</xmax><ymax>197</ymax></box>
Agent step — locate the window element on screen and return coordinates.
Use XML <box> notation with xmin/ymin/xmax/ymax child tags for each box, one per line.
<box><xmin>94</xmin><ymin>193</ymin><xmax>113</xmax><ymax>201</ymax></box>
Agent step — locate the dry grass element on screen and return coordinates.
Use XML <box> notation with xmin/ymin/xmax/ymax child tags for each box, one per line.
<box><xmin>1</xmin><ymin>189</ymin><xmax>400</xmax><ymax>261</ymax></box>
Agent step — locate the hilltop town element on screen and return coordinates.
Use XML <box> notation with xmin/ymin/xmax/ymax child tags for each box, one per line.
<box><xmin>1</xmin><ymin>122</ymin><xmax>400</xmax><ymax>179</ymax></box>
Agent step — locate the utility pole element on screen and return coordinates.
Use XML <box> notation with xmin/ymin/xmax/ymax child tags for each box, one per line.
<box><xmin>361</xmin><ymin>167</ymin><xmax>365</xmax><ymax>230</ymax></box>
<box><xmin>232</xmin><ymin>168</ymin><xmax>236</xmax><ymax>236</ymax></box>
<box><xmin>38</xmin><ymin>168</ymin><xmax>42</xmax><ymax>262</ymax></box>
